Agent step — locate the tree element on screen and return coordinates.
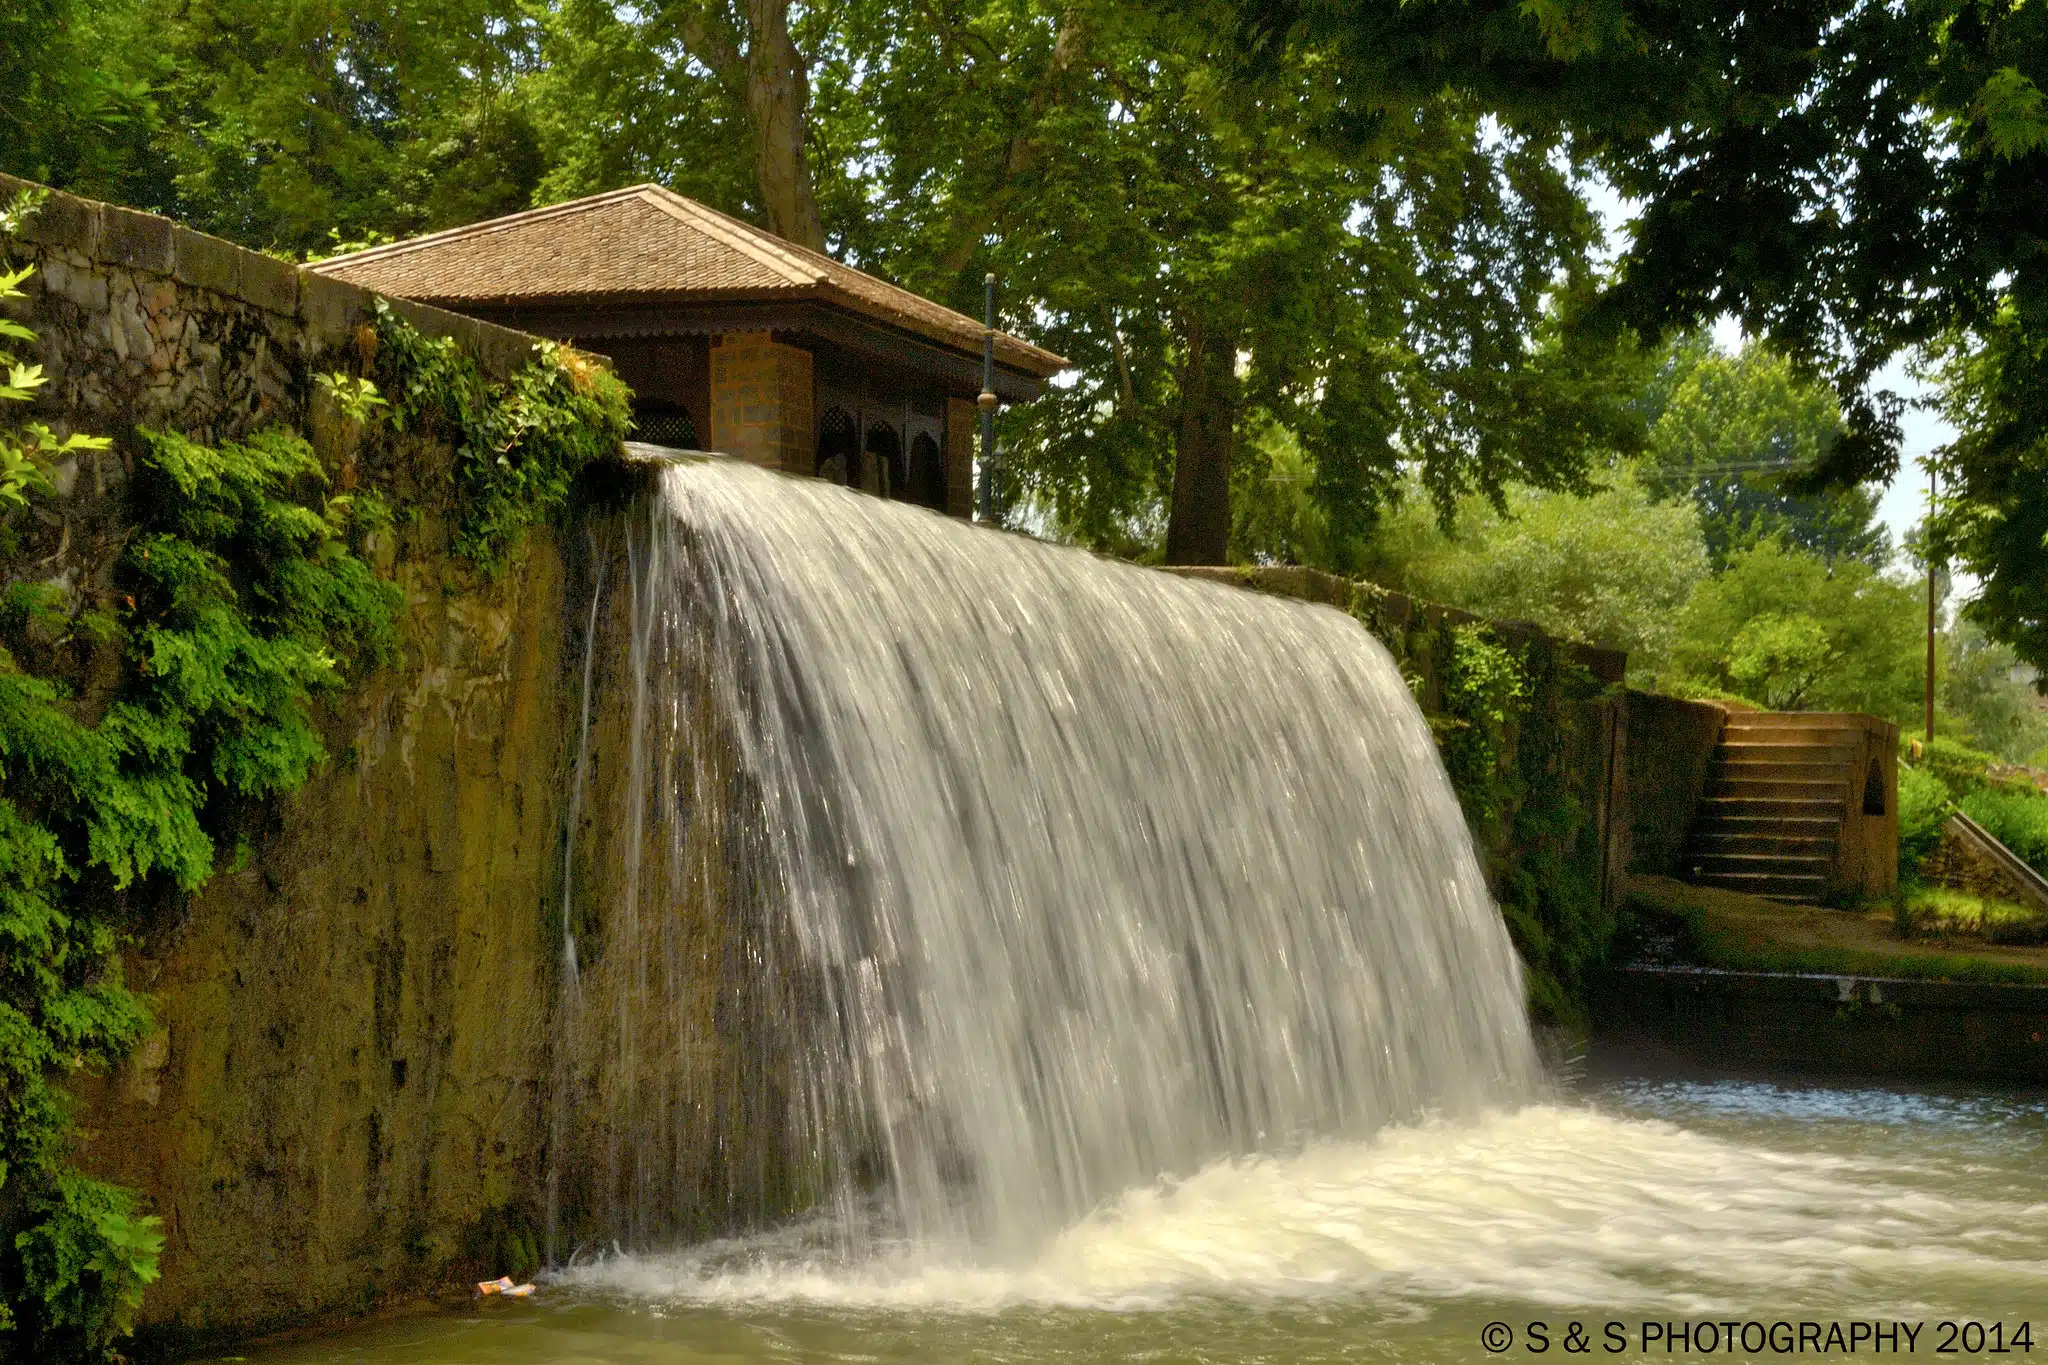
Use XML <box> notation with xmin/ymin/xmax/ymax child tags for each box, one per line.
<box><xmin>27</xmin><ymin>0</ymin><xmax>545</xmax><ymax>254</ymax></box>
<box><xmin>1925</xmin><ymin>307</ymin><xmax>2048</xmax><ymax>684</ymax></box>
<box><xmin>0</xmin><ymin>0</ymin><xmax>167</xmax><ymax>210</ymax></box>
<box><xmin>1338</xmin><ymin>463</ymin><xmax>1709</xmax><ymax>674</ymax></box>
<box><xmin>846</xmin><ymin>4</ymin><xmax>1627</xmax><ymax>563</ymax></box>
<box><xmin>1667</xmin><ymin>539</ymin><xmax>1925</xmax><ymax>720</ymax></box>
<box><xmin>1204</xmin><ymin>0</ymin><xmax>2048</xmax><ymax>670</ymax></box>
<box><xmin>532</xmin><ymin>0</ymin><xmax>828</xmax><ymax>249</ymax></box>
<box><xmin>1942</xmin><ymin>617</ymin><xmax>2048</xmax><ymax>764</ymax></box>
<box><xmin>1642</xmin><ymin>339</ymin><xmax>1888</xmax><ymax>570</ymax></box>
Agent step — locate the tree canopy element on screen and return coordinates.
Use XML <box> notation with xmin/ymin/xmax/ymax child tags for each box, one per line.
<box><xmin>7</xmin><ymin>0</ymin><xmax>2043</xmax><ymax>671</ymax></box>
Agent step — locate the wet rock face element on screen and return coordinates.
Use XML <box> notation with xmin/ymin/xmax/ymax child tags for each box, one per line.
<box><xmin>74</xmin><ymin>516</ymin><xmax>572</xmax><ymax>1342</ymax></box>
<box><xmin>0</xmin><ymin>178</ymin><xmax>607</xmax><ymax>1345</ymax></box>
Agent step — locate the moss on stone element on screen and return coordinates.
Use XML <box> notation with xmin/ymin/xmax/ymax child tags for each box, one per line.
<box><xmin>1628</xmin><ymin>874</ymin><xmax>2048</xmax><ymax>986</ymax></box>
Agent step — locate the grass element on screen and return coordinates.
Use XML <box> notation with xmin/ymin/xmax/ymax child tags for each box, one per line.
<box><xmin>1624</xmin><ymin>875</ymin><xmax>2048</xmax><ymax>986</ymax></box>
<box><xmin>1898</xmin><ymin>883</ymin><xmax>2048</xmax><ymax>945</ymax></box>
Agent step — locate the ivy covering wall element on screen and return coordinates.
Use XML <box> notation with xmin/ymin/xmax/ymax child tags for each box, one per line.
<box><xmin>0</xmin><ymin>202</ymin><xmax>629</xmax><ymax>1360</ymax></box>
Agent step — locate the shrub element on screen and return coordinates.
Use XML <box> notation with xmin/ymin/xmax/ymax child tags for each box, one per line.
<box><xmin>1915</xmin><ymin>735</ymin><xmax>2036</xmax><ymax>799</ymax></box>
<box><xmin>1960</xmin><ymin>787</ymin><xmax>2048</xmax><ymax>877</ymax></box>
<box><xmin>1897</xmin><ymin>762</ymin><xmax>1953</xmax><ymax>879</ymax></box>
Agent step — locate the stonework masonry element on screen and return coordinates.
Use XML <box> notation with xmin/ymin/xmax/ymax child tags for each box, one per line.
<box><xmin>709</xmin><ymin>331</ymin><xmax>815</xmax><ymax>471</ymax></box>
<box><xmin>0</xmin><ymin>174</ymin><xmax>584</xmax><ymax>1347</ymax></box>
<box><xmin>1923</xmin><ymin>818</ymin><xmax>2048</xmax><ymax>915</ymax></box>
<box><xmin>945</xmin><ymin>396</ymin><xmax>977</xmax><ymax>519</ymax></box>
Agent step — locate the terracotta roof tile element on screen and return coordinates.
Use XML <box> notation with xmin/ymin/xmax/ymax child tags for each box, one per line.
<box><xmin>313</xmin><ymin>185</ymin><xmax>1065</xmax><ymax>377</ymax></box>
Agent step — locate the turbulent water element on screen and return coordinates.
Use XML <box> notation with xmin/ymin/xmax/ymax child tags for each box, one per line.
<box><xmin>217</xmin><ymin>461</ymin><xmax>2048</xmax><ymax>1364</ymax></box>
<box><xmin>592</xmin><ymin>455</ymin><xmax>1536</xmax><ymax>1255</ymax></box>
<box><xmin>217</xmin><ymin>1075</ymin><xmax>2048</xmax><ymax>1365</ymax></box>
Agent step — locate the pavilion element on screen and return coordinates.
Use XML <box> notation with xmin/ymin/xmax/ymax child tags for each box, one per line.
<box><xmin>313</xmin><ymin>184</ymin><xmax>1066</xmax><ymax>518</ymax></box>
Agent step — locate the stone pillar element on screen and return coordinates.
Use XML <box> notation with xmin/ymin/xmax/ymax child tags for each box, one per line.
<box><xmin>944</xmin><ymin>396</ymin><xmax>977</xmax><ymax>519</ymax></box>
<box><xmin>710</xmin><ymin>332</ymin><xmax>815</xmax><ymax>472</ymax></box>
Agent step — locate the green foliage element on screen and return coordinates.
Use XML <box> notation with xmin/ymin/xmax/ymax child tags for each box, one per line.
<box><xmin>1940</xmin><ymin>618</ymin><xmax>2048</xmax><ymax>763</ymax></box>
<box><xmin>314</xmin><ymin>372</ymin><xmax>388</xmax><ymax>427</ymax></box>
<box><xmin>1897</xmin><ymin>763</ymin><xmax>1953</xmax><ymax>880</ymax></box>
<box><xmin>1640</xmin><ymin>340</ymin><xmax>1889</xmax><ymax>570</ymax></box>
<box><xmin>1667</xmin><ymin>539</ymin><xmax>1924</xmax><ymax>721</ymax></box>
<box><xmin>1917</xmin><ymin>736</ymin><xmax>2009</xmax><ymax>801</ymax></box>
<box><xmin>1352</xmin><ymin>464</ymin><xmax>1708</xmax><ymax>675</ymax></box>
<box><xmin>370</xmin><ymin>302</ymin><xmax>630</xmax><ymax>574</ymax></box>
<box><xmin>10</xmin><ymin>1172</ymin><xmax>163</xmax><ymax>1359</ymax></box>
<box><xmin>1899</xmin><ymin>883</ymin><xmax>2047</xmax><ymax>947</ymax></box>
<box><xmin>1433</xmin><ymin>625</ymin><xmax>1530</xmax><ymax>830</ymax></box>
<box><xmin>0</xmin><ymin>422</ymin><xmax>397</xmax><ymax>1360</ymax></box>
<box><xmin>1959</xmin><ymin>788</ymin><xmax>2048</xmax><ymax>879</ymax></box>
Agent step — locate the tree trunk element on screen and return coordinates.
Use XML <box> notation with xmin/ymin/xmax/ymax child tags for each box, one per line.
<box><xmin>1164</xmin><ymin>317</ymin><xmax>1241</xmax><ymax>566</ymax></box>
<box><xmin>746</xmin><ymin>0</ymin><xmax>826</xmax><ymax>251</ymax></box>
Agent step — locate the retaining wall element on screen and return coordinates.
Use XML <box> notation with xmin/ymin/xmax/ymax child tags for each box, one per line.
<box><xmin>0</xmin><ymin>175</ymin><xmax>577</xmax><ymax>1346</ymax></box>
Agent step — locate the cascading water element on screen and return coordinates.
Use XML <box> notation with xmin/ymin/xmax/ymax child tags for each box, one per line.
<box><xmin>556</xmin><ymin>453</ymin><xmax>1539</xmax><ymax>1262</ymax></box>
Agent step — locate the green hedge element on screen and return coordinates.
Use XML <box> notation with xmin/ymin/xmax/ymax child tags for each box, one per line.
<box><xmin>1961</xmin><ymin>787</ymin><xmax>2048</xmax><ymax>878</ymax></box>
<box><xmin>1898</xmin><ymin>763</ymin><xmax>1953</xmax><ymax>879</ymax></box>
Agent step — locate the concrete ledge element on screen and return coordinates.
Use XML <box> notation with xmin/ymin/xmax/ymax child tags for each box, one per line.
<box><xmin>298</xmin><ymin>270</ymin><xmax>375</xmax><ymax>342</ymax></box>
<box><xmin>238</xmin><ymin>251</ymin><xmax>299</xmax><ymax>317</ymax></box>
<box><xmin>100</xmin><ymin>204</ymin><xmax>176</xmax><ymax>275</ymax></box>
<box><xmin>0</xmin><ymin>175</ymin><xmax>545</xmax><ymax>383</ymax></box>
<box><xmin>1595</xmin><ymin>965</ymin><xmax>2048</xmax><ymax>1082</ymax></box>
<box><xmin>171</xmin><ymin>226</ymin><xmax>241</xmax><ymax>296</ymax></box>
<box><xmin>1</xmin><ymin>176</ymin><xmax>103</xmax><ymax>258</ymax></box>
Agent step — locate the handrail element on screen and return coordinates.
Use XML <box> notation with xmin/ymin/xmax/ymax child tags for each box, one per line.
<box><xmin>1948</xmin><ymin>812</ymin><xmax>2048</xmax><ymax>915</ymax></box>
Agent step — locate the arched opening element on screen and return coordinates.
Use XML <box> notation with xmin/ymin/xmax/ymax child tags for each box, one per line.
<box><xmin>908</xmin><ymin>432</ymin><xmax>945</xmax><ymax>510</ymax></box>
<box><xmin>865</xmin><ymin>421</ymin><xmax>904</xmax><ymax>499</ymax></box>
<box><xmin>631</xmin><ymin>402</ymin><xmax>699</xmax><ymax>449</ymax></box>
<box><xmin>1863</xmin><ymin>758</ymin><xmax>1886</xmax><ymax>815</ymax></box>
<box><xmin>817</xmin><ymin>406</ymin><xmax>860</xmax><ymax>486</ymax></box>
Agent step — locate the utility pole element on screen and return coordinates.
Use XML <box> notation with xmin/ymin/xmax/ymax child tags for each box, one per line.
<box><xmin>1925</xmin><ymin>462</ymin><xmax>1938</xmax><ymax>744</ymax></box>
<box><xmin>977</xmin><ymin>273</ymin><xmax>998</xmax><ymax>522</ymax></box>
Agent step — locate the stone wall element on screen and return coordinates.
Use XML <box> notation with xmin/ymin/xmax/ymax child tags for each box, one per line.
<box><xmin>1923</xmin><ymin>816</ymin><xmax>2048</xmax><ymax>914</ymax></box>
<box><xmin>1623</xmin><ymin>691</ymin><xmax>1729</xmax><ymax>879</ymax></box>
<box><xmin>709</xmin><ymin>331</ymin><xmax>814</xmax><ymax>471</ymax></box>
<box><xmin>0</xmin><ymin>176</ymin><xmax>593</xmax><ymax>1347</ymax></box>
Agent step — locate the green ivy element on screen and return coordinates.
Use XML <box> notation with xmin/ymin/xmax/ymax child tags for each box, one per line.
<box><xmin>1338</xmin><ymin>583</ymin><xmax>1619</xmax><ymax>1027</ymax></box>
<box><xmin>0</xmin><ymin>424</ymin><xmax>398</xmax><ymax>1361</ymax></box>
<box><xmin>1434</xmin><ymin>624</ymin><xmax>1530</xmax><ymax>831</ymax></box>
<box><xmin>368</xmin><ymin>299</ymin><xmax>632</xmax><ymax>575</ymax></box>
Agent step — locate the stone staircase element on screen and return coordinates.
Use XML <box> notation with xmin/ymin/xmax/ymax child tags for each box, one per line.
<box><xmin>1684</xmin><ymin>713</ymin><xmax>1877</xmax><ymax>903</ymax></box>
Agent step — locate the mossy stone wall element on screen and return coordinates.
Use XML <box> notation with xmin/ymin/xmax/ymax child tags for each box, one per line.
<box><xmin>0</xmin><ymin>176</ymin><xmax>594</xmax><ymax>1349</ymax></box>
<box><xmin>1621</xmin><ymin>690</ymin><xmax>1729</xmax><ymax>879</ymax></box>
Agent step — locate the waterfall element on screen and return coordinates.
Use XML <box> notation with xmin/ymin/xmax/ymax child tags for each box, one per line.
<box><xmin>556</xmin><ymin>454</ymin><xmax>1538</xmax><ymax>1261</ymax></box>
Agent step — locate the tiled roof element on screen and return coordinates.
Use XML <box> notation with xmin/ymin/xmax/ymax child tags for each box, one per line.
<box><xmin>312</xmin><ymin>185</ymin><xmax>1065</xmax><ymax>377</ymax></box>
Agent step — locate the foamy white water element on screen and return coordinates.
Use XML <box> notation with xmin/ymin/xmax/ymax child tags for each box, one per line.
<box><xmin>555</xmin><ymin>1100</ymin><xmax>2048</xmax><ymax>1319</ymax></box>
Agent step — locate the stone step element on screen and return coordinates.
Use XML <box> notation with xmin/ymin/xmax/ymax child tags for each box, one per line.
<box><xmin>1689</xmin><ymin>869</ymin><xmax>1830</xmax><ymax>903</ymax></box>
<box><xmin>1689</xmin><ymin>851</ymin><xmax>1834</xmax><ymax>878</ymax></box>
<box><xmin>1716</xmin><ymin>741</ymin><xmax>1861</xmax><ymax>764</ymax></box>
<box><xmin>1713</xmin><ymin>759</ymin><xmax>1860</xmax><ymax>783</ymax></box>
<box><xmin>1695</xmin><ymin>813</ymin><xmax>1845</xmax><ymax>837</ymax></box>
<box><xmin>1697</xmin><ymin>796</ymin><xmax>1847</xmax><ymax>821</ymax></box>
<box><xmin>1707</xmin><ymin>775</ymin><xmax>1851</xmax><ymax>800</ymax></box>
<box><xmin>1724</xmin><ymin>721</ymin><xmax>1872</xmax><ymax>745</ymax></box>
<box><xmin>1692</xmin><ymin>830</ymin><xmax>1840</xmax><ymax>856</ymax></box>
